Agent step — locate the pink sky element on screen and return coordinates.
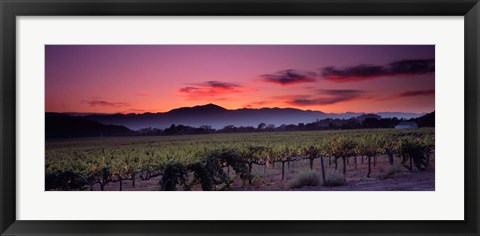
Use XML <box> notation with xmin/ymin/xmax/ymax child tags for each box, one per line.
<box><xmin>45</xmin><ymin>45</ymin><xmax>435</xmax><ymax>114</ymax></box>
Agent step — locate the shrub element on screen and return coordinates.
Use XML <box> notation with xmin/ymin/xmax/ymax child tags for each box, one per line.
<box><xmin>289</xmin><ymin>170</ymin><xmax>320</xmax><ymax>189</ymax></box>
<box><xmin>379</xmin><ymin>165</ymin><xmax>402</xmax><ymax>178</ymax></box>
<box><xmin>324</xmin><ymin>171</ymin><xmax>346</xmax><ymax>187</ymax></box>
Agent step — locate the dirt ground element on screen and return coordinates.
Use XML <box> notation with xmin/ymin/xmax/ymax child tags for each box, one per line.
<box><xmin>297</xmin><ymin>170</ymin><xmax>434</xmax><ymax>191</ymax></box>
<box><xmin>91</xmin><ymin>154</ymin><xmax>434</xmax><ymax>191</ymax></box>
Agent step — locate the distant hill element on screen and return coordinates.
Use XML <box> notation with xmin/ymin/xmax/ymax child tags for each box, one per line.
<box><xmin>80</xmin><ymin>104</ymin><xmax>424</xmax><ymax>130</ymax></box>
<box><xmin>352</xmin><ymin>113</ymin><xmax>382</xmax><ymax>122</ymax></box>
<box><xmin>46</xmin><ymin>113</ymin><xmax>136</xmax><ymax>139</ymax></box>
<box><xmin>377</xmin><ymin>112</ymin><xmax>426</xmax><ymax>119</ymax></box>
<box><xmin>45</xmin><ymin>109</ymin><xmax>433</xmax><ymax>138</ymax></box>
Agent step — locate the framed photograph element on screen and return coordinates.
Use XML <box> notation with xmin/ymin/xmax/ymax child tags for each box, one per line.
<box><xmin>1</xmin><ymin>0</ymin><xmax>479</xmax><ymax>235</ymax></box>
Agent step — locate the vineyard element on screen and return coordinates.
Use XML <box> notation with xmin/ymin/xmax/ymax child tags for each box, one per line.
<box><xmin>45</xmin><ymin>128</ymin><xmax>435</xmax><ymax>191</ymax></box>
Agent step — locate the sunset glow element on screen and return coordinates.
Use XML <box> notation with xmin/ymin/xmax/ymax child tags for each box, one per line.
<box><xmin>45</xmin><ymin>45</ymin><xmax>435</xmax><ymax>114</ymax></box>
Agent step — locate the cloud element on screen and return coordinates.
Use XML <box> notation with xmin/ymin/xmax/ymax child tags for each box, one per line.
<box><xmin>196</xmin><ymin>81</ymin><xmax>240</xmax><ymax>90</ymax></box>
<box><xmin>243</xmin><ymin>89</ymin><xmax>368</xmax><ymax>108</ymax></box>
<box><xmin>178</xmin><ymin>86</ymin><xmax>201</xmax><ymax>93</ymax></box>
<box><xmin>389</xmin><ymin>59</ymin><xmax>435</xmax><ymax>75</ymax></box>
<box><xmin>82</xmin><ymin>100</ymin><xmax>129</xmax><ymax>107</ymax></box>
<box><xmin>322</xmin><ymin>65</ymin><xmax>385</xmax><ymax>82</ymax></box>
<box><xmin>375</xmin><ymin>89</ymin><xmax>435</xmax><ymax>101</ymax></box>
<box><xmin>260</xmin><ymin>69</ymin><xmax>317</xmax><ymax>85</ymax></box>
<box><xmin>397</xmin><ymin>89</ymin><xmax>435</xmax><ymax>97</ymax></box>
<box><xmin>178</xmin><ymin>80</ymin><xmax>245</xmax><ymax>100</ymax></box>
<box><xmin>244</xmin><ymin>100</ymin><xmax>272</xmax><ymax>108</ymax></box>
<box><xmin>281</xmin><ymin>89</ymin><xmax>366</xmax><ymax>106</ymax></box>
<box><xmin>322</xmin><ymin>59</ymin><xmax>435</xmax><ymax>83</ymax></box>
<box><xmin>318</xmin><ymin>89</ymin><xmax>365</xmax><ymax>96</ymax></box>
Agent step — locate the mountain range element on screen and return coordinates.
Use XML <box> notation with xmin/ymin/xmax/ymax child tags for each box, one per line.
<box><xmin>73</xmin><ymin>104</ymin><xmax>424</xmax><ymax>130</ymax></box>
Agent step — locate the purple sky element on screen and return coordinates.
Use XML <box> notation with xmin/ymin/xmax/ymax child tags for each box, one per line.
<box><xmin>45</xmin><ymin>45</ymin><xmax>435</xmax><ymax>114</ymax></box>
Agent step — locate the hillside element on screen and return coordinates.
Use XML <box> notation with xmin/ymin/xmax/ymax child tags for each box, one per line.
<box><xmin>82</xmin><ymin>104</ymin><xmax>422</xmax><ymax>130</ymax></box>
<box><xmin>46</xmin><ymin>113</ymin><xmax>135</xmax><ymax>139</ymax></box>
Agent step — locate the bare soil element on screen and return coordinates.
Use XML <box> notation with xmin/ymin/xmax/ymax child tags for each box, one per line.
<box><xmin>91</xmin><ymin>155</ymin><xmax>435</xmax><ymax>191</ymax></box>
<box><xmin>292</xmin><ymin>170</ymin><xmax>434</xmax><ymax>191</ymax></box>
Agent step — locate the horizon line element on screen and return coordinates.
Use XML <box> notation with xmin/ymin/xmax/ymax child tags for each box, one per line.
<box><xmin>45</xmin><ymin>103</ymin><xmax>432</xmax><ymax>116</ymax></box>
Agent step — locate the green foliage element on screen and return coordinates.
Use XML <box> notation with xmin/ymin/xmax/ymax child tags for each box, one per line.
<box><xmin>355</xmin><ymin>135</ymin><xmax>382</xmax><ymax>157</ymax></box>
<box><xmin>160</xmin><ymin>163</ymin><xmax>188</xmax><ymax>191</ymax></box>
<box><xmin>45</xmin><ymin>170</ymin><xmax>88</xmax><ymax>190</ymax></box>
<box><xmin>304</xmin><ymin>145</ymin><xmax>322</xmax><ymax>159</ymax></box>
<box><xmin>208</xmin><ymin>148</ymin><xmax>250</xmax><ymax>181</ymax></box>
<box><xmin>187</xmin><ymin>153</ymin><xmax>230</xmax><ymax>190</ymax></box>
<box><xmin>327</xmin><ymin>136</ymin><xmax>356</xmax><ymax>159</ymax></box>
<box><xmin>45</xmin><ymin>128</ymin><xmax>434</xmax><ymax>190</ymax></box>
<box><xmin>398</xmin><ymin>137</ymin><xmax>429</xmax><ymax>170</ymax></box>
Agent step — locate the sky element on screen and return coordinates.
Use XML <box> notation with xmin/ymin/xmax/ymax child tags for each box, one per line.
<box><xmin>45</xmin><ymin>45</ymin><xmax>435</xmax><ymax>114</ymax></box>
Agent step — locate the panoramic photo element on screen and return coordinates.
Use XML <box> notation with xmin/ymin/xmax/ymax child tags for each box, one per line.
<box><xmin>45</xmin><ymin>45</ymin><xmax>435</xmax><ymax>191</ymax></box>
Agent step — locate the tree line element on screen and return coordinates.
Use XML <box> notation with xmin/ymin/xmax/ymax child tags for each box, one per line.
<box><xmin>139</xmin><ymin>111</ymin><xmax>434</xmax><ymax>136</ymax></box>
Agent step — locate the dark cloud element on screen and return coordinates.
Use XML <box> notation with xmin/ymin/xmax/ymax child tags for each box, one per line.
<box><xmin>260</xmin><ymin>69</ymin><xmax>317</xmax><ymax>85</ymax></box>
<box><xmin>397</xmin><ymin>89</ymin><xmax>435</xmax><ymax>97</ymax></box>
<box><xmin>322</xmin><ymin>59</ymin><xmax>435</xmax><ymax>82</ymax></box>
<box><xmin>318</xmin><ymin>89</ymin><xmax>365</xmax><ymax>96</ymax></box>
<box><xmin>375</xmin><ymin>89</ymin><xmax>435</xmax><ymax>101</ymax></box>
<box><xmin>322</xmin><ymin>65</ymin><xmax>384</xmax><ymax>82</ymax></box>
<box><xmin>178</xmin><ymin>81</ymin><xmax>245</xmax><ymax>100</ymax></box>
<box><xmin>178</xmin><ymin>86</ymin><xmax>200</xmax><ymax>93</ymax></box>
<box><xmin>244</xmin><ymin>100</ymin><xmax>272</xmax><ymax>108</ymax></box>
<box><xmin>82</xmin><ymin>100</ymin><xmax>129</xmax><ymax>107</ymax></box>
<box><xmin>284</xmin><ymin>89</ymin><xmax>366</xmax><ymax>106</ymax></box>
<box><xmin>197</xmin><ymin>81</ymin><xmax>240</xmax><ymax>90</ymax></box>
<box><xmin>388</xmin><ymin>59</ymin><xmax>435</xmax><ymax>75</ymax></box>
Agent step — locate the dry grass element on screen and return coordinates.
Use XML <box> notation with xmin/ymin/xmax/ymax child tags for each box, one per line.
<box><xmin>324</xmin><ymin>171</ymin><xmax>346</xmax><ymax>187</ymax></box>
<box><xmin>288</xmin><ymin>170</ymin><xmax>321</xmax><ymax>189</ymax></box>
<box><xmin>378</xmin><ymin>165</ymin><xmax>402</xmax><ymax>179</ymax></box>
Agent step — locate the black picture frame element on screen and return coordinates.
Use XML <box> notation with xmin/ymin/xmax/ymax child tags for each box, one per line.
<box><xmin>1</xmin><ymin>0</ymin><xmax>479</xmax><ymax>235</ymax></box>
